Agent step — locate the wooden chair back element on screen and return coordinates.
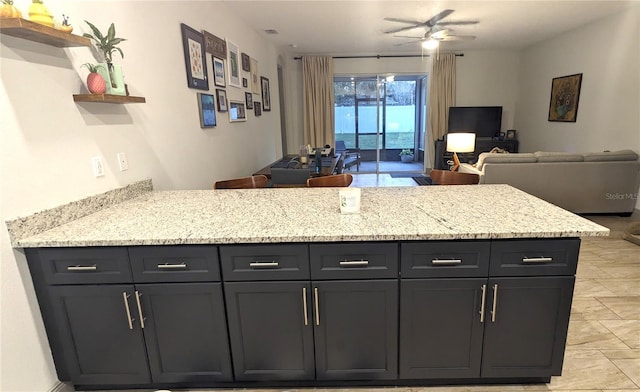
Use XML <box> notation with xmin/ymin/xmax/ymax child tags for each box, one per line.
<box><xmin>214</xmin><ymin>175</ymin><xmax>268</xmax><ymax>189</ymax></box>
<box><xmin>429</xmin><ymin>169</ymin><xmax>479</xmax><ymax>185</ymax></box>
<box><xmin>307</xmin><ymin>173</ymin><xmax>353</xmax><ymax>187</ymax></box>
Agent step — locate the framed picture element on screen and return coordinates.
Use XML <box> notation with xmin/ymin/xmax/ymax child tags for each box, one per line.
<box><xmin>213</xmin><ymin>57</ymin><xmax>226</xmax><ymax>87</ymax></box>
<box><xmin>216</xmin><ymin>89</ymin><xmax>228</xmax><ymax>112</ymax></box>
<box><xmin>261</xmin><ymin>76</ymin><xmax>271</xmax><ymax>111</ymax></box>
<box><xmin>202</xmin><ymin>30</ymin><xmax>226</xmax><ymax>59</ymax></box>
<box><xmin>229</xmin><ymin>101</ymin><xmax>246</xmax><ymax>122</ymax></box>
<box><xmin>506</xmin><ymin>129</ymin><xmax>517</xmax><ymax>140</ymax></box>
<box><xmin>181</xmin><ymin>23</ymin><xmax>208</xmax><ymax>90</ymax></box>
<box><xmin>197</xmin><ymin>93</ymin><xmax>216</xmax><ymax>128</ymax></box>
<box><xmin>245</xmin><ymin>92</ymin><xmax>253</xmax><ymax>109</ymax></box>
<box><xmin>242</xmin><ymin>78</ymin><xmax>248</xmax><ymax>88</ymax></box>
<box><xmin>250</xmin><ymin>57</ymin><xmax>259</xmax><ymax>94</ymax></box>
<box><xmin>226</xmin><ymin>40</ymin><xmax>241</xmax><ymax>87</ymax></box>
<box><xmin>254</xmin><ymin>102</ymin><xmax>262</xmax><ymax>117</ymax></box>
<box><xmin>548</xmin><ymin>73</ymin><xmax>582</xmax><ymax>122</ymax></box>
<box><xmin>241</xmin><ymin>52</ymin><xmax>250</xmax><ymax>72</ymax></box>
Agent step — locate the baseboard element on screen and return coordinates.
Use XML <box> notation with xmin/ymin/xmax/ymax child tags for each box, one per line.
<box><xmin>49</xmin><ymin>381</ymin><xmax>74</xmax><ymax>392</ymax></box>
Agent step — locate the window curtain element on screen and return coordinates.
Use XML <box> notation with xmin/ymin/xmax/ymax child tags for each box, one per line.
<box><xmin>427</xmin><ymin>53</ymin><xmax>456</xmax><ymax>168</ymax></box>
<box><xmin>302</xmin><ymin>56</ymin><xmax>335</xmax><ymax>148</ymax></box>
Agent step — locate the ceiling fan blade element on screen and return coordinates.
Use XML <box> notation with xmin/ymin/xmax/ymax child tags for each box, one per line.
<box><xmin>384</xmin><ymin>17</ymin><xmax>427</xmax><ymax>25</ymax></box>
<box><xmin>393</xmin><ymin>40</ymin><xmax>423</xmax><ymax>47</ymax></box>
<box><xmin>437</xmin><ymin>20</ymin><xmax>479</xmax><ymax>26</ymax></box>
<box><xmin>425</xmin><ymin>9</ymin><xmax>454</xmax><ymax>27</ymax></box>
<box><xmin>384</xmin><ymin>24</ymin><xmax>425</xmax><ymax>34</ymax></box>
<box><xmin>394</xmin><ymin>35</ymin><xmax>425</xmax><ymax>39</ymax></box>
<box><xmin>439</xmin><ymin>35</ymin><xmax>476</xmax><ymax>41</ymax></box>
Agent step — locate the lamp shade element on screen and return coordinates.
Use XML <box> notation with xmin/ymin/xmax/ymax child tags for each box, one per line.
<box><xmin>446</xmin><ymin>132</ymin><xmax>476</xmax><ymax>153</ymax></box>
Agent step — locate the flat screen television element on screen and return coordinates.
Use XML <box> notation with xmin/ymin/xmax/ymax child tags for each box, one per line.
<box><xmin>448</xmin><ymin>106</ymin><xmax>503</xmax><ymax>139</ymax></box>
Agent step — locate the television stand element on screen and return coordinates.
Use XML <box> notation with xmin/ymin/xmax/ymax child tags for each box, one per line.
<box><xmin>434</xmin><ymin>138</ymin><xmax>519</xmax><ymax>170</ymax></box>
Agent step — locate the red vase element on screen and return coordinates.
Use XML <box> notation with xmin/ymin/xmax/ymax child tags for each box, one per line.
<box><xmin>87</xmin><ymin>72</ymin><xmax>106</xmax><ymax>94</ymax></box>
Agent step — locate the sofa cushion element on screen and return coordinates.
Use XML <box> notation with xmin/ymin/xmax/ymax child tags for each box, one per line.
<box><xmin>583</xmin><ymin>149</ymin><xmax>639</xmax><ymax>162</ymax></box>
<box><xmin>476</xmin><ymin>152</ymin><xmax>537</xmax><ymax>170</ymax></box>
<box><xmin>534</xmin><ymin>151</ymin><xmax>584</xmax><ymax>162</ymax></box>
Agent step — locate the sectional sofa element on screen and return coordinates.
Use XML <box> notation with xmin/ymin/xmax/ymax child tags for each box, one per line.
<box><xmin>459</xmin><ymin>150</ymin><xmax>640</xmax><ymax>215</ymax></box>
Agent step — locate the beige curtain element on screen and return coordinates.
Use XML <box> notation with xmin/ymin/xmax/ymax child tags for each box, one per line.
<box><xmin>427</xmin><ymin>53</ymin><xmax>456</xmax><ymax>168</ymax></box>
<box><xmin>302</xmin><ymin>56</ymin><xmax>335</xmax><ymax>148</ymax></box>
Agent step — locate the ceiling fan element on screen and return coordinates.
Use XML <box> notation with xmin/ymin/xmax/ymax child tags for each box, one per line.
<box><xmin>393</xmin><ymin>27</ymin><xmax>476</xmax><ymax>48</ymax></box>
<box><xmin>383</xmin><ymin>9</ymin><xmax>479</xmax><ymax>35</ymax></box>
<box><xmin>384</xmin><ymin>9</ymin><xmax>478</xmax><ymax>48</ymax></box>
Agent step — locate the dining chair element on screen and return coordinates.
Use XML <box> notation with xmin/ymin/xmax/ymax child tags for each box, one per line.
<box><xmin>429</xmin><ymin>169</ymin><xmax>479</xmax><ymax>185</ymax></box>
<box><xmin>306</xmin><ymin>173</ymin><xmax>353</xmax><ymax>187</ymax></box>
<box><xmin>270</xmin><ymin>168</ymin><xmax>311</xmax><ymax>187</ymax></box>
<box><xmin>214</xmin><ymin>175</ymin><xmax>269</xmax><ymax>189</ymax></box>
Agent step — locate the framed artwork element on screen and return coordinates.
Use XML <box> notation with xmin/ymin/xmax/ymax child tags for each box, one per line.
<box><xmin>229</xmin><ymin>101</ymin><xmax>246</xmax><ymax>122</ymax></box>
<box><xmin>548</xmin><ymin>73</ymin><xmax>583</xmax><ymax>122</ymax></box>
<box><xmin>213</xmin><ymin>57</ymin><xmax>226</xmax><ymax>87</ymax></box>
<box><xmin>250</xmin><ymin>57</ymin><xmax>259</xmax><ymax>94</ymax></box>
<box><xmin>197</xmin><ymin>93</ymin><xmax>216</xmax><ymax>128</ymax></box>
<box><xmin>245</xmin><ymin>92</ymin><xmax>253</xmax><ymax>109</ymax></box>
<box><xmin>180</xmin><ymin>23</ymin><xmax>208</xmax><ymax>90</ymax></box>
<box><xmin>241</xmin><ymin>52</ymin><xmax>250</xmax><ymax>72</ymax></box>
<box><xmin>242</xmin><ymin>78</ymin><xmax>248</xmax><ymax>88</ymax></box>
<box><xmin>254</xmin><ymin>102</ymin><xmax>262</xmax><ymax>117</ymax></box>
<box><xmin>202</xmin><ymin>30</ymin><xmax>226</xmax><ymax>59</ymax></box>
<box><xmin>506</xmin><ymin>129</ymin><xmax>517</xmax><ymax>140</ymax></box>
<box><xmin>216</xmin><ymin>89</ymin><xmax>228</xmax><ymax>112</ymax></box>
<box><xmin>226</xmin><ymin>40</ymin><xmax>241</xmax><ymax>87</ymax></box>
<box><xmin>261</xmin><ymin>76</ymin><xmax>271</xmax><ymax>111</ymax></box>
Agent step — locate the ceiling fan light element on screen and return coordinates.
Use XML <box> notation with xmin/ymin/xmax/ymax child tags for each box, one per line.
<box><xmin>422</xmin><ymin>39</ymin><xmax>439</xmax><ymax>50</ymax></box>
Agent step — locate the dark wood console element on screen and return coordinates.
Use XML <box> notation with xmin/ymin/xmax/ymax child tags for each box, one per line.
<box><xmin>434</xmin><ymin>139</ymin><xmax>519</xmax><ymax>170</ymax></box>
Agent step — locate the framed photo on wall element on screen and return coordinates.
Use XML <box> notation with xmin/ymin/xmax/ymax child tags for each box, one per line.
<box><xmin>241</xmin><ymin>53</ymin><xmax>250</xmax><ymax>72</ymax></box>
<box><xmin>226</xmin><ymin>40</ymin><xmax>241</xmax><ymax>87</ymax></box>
<box><xmin>548</xmin><ymin>73</ymin><xmax>582</xmax><ymax>122</ymax></box>
<box><xmin>250</xmin><ymin>57</ymin><xmax>259</xmax><ymax>94</ymax></box>
<box><xmin>245</xmin><ymin>92</ymin><xmax>253</xmax><ymax>109</ymax></box>
<box><xmin>213</xmin><ymin>57</ymin><xmax>226</xmax><ymax>87</ymax></box>
<box><xmin>229</xmin><ymin>101</ymin><xmax>246</xmax><ymax>122</ymax></box>
<box><xmin>261</xmin><ymin>76</ymin><xmax>271</xmax><ymax>111</ymax></box>
<box><xmin>216</xmin><ymin>89</ymin><xmax>228</xmax><ymax>112</ymax></box>
<box><xmin>197</xmin><ymin>93</ymin><xmax>216</xmax><ymax>128</ymax></box>
<box><xmin>254</xmin><ymin>102</ymin><xmax>262</xmax><ymax>117</ymax></box>
<box><xmin>506</xmin><ymin>129</ymin><xmax>517</xmax><ymax>140</ymax></box>
<box><xmin>181</xmin><ymin>23</ymin><xmax>209</xmax><ymax>90</ymax></box>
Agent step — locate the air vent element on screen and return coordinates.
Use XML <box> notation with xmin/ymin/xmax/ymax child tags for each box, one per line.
<box><xmin>264</xmin><ymin>29</ymin><xmax>279</xmax><ymax>35</ymax></box>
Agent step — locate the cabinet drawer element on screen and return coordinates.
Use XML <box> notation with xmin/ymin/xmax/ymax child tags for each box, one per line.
<box><xmin>26</xmin><ymin>247</ymin><xmax>132</xmax><ymax>285</ymax></box>
<box><xmin>401</xmin><ymin>241</ymin><xmax>491</xmax><ymax>278</ymax></box>
<box><xmin>489</xmin><ymin>238</ymin><xmax>580</xmax><ymax>277</ymax></box>
<box><xmin>310</xmin><ymin>242</ymin><xmax>398</xmax><ymax>279</ymax></box>
<box><xmin>220</xmin><ymin>244</ymin><xmax>309</xmax><ymax>281</ymax></box>
<box><xmin>129</xmin><ymin>246</ymin><xmax>220</xmax><ymax>283</ymax></box>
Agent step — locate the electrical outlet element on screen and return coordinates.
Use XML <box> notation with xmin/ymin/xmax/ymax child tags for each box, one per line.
<box><xmin>92</xmin><ymin>156</ymin><xmax>105</xmax><ymax>177</ymax></box>
<box><xmin>117</xmin><ymin>152</ymin><xmax>129</xmax><ymax>171</ymax></box>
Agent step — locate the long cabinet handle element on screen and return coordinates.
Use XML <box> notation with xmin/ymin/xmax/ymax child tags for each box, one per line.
<box><xmin>67</xmin><ymin>265</ymin><xmax>97</xmax><ymax>271</ymax></box>
<box><xmin>491</xmin><ymin>284</ymin><xmax>498</xmax><ymax>322</ymax></box>
<box><xmin>302</xmin><ymin>287</ymin><xmax>308</xmax><ymax>326</ymax></box>
<box><xmin>479</xmin><ymin>284</ymin><xmax>487</xmax><ymax>323</ymax></box>
<box><xmin>522</xmin><ymin>257</ymin><xmax>553</xmax><ymax>263</ymax></box>
<box><xmin>122</xmin><ymin>292</ymin><xmax>134</xmax><ymax>330</ymax></box>
<box><xmin>339</xmin><ymin>260</ymin><xmax>369</xmax><ymax>267</ymax></box>
<box><xmin>135</xmin><ymin>291</ymin><xmax>146</xmax><ymax>329</ymax></box>
<box><xmin>157</xmin><ymin>263</ymin><xmax>187</xmax><ymax>269</ymax></box>
<box><xmin>249</xmin><ymin>261</ymin><xmax>279</xmax><ymax>268</ymax></box>
<box><xmin>431</xmin><ymin>259</ymin><xmax>462</xmax><ymax>265</ymax></box>
<box><xmin>314</xmin><ymin>287</ymin><xmax>320</xmax><ymax>326</ymax></box>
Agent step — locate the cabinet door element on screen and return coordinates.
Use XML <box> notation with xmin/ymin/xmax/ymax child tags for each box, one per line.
<box><xmin>313</xmin><ymin>280</ymin><xmax>398</xmax><ymax>380</ymax></box>
<box><xmin>399</xmin><ymin>279</ymin><xmax>485</xmax><ymax>379</ymax></box>
<box><xmin>224</xmin><ymin>281</ymin><xmax>315</xmax><ymax>381</ymax></box>
<box><xmin>481</xmin><ymin>276</ymin><xmax>574</xmax><ymax>378</ymax></box>
<box><xmin>47</xmin><ymin>285</ymin><xmax>151</xmax><ymax>385</ymax></box>
<box><xmin>138</xmin><ymin>283</ymin><xmax>232</xmax><ymax>383</ymax></box>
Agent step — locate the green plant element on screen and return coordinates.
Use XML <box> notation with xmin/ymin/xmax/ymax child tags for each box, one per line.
<box><xmin>82</xmin><ymin>63</ymin><xmax>105</xmax><ymax>73</ymax></box>
<box><xmin>399</xmin><ymin>148</ymin><xmax>414</xmax><ymax>156</ymax></box>
<box><xmin>82</xmin><ymin>20</ymin><xmax>126</xmax><ymax>64</ymax></box>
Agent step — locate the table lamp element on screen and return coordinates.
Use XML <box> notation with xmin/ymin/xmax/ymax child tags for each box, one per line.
<box><xmin>446</xmin><ymin>132</ymin><xmax>476</xmax><ymax>171</ymax></box>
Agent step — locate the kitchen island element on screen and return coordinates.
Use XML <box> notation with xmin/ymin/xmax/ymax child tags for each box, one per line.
<box><xmin>10</xmin><ymin>182</ymin><xmax>609</xmax><ymax>390</ymax></box>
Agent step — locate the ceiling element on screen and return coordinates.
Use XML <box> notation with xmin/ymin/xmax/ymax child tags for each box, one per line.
<box><xmin>222</xmin><ymin>0</ymin><xmax>635</xmax><ymax>55</ymax></box>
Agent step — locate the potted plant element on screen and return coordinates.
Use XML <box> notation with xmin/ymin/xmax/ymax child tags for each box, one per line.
<box><xmin>82</xmin><ymin>20</ymin><xmax>127</xmax><ymax>95</ymax></box>
<box><xmin>399</xmin><ymin>148</ymin><xmax>414</xmax><ymax>163</ymax></box>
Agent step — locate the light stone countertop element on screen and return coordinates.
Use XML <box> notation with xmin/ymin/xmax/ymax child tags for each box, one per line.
<box><xmin>13</xmin><ymin>184</ymin><xmax>609</xmax><ymax>248</ymax></box>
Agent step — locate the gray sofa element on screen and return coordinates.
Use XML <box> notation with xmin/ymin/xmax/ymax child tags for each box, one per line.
<box><xmin>459</xmin><ymin>150</ymin><xmax>640</xmax><ymax>215</ymax></box>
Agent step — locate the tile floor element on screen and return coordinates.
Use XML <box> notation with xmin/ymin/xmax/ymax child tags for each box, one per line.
<box><xmin>82</xmin><ymin>179</ymin><xmax>640</xmax><ymax>392</ymax></box>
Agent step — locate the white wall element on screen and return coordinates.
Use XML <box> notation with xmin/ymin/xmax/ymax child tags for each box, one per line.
<box><xmin>0</xmin><ymin>1</ymin><xmax>281</xmax><ymax>390</ymax></box>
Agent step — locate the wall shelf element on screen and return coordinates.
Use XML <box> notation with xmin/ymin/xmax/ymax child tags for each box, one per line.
<box><xmin>0</xmin><ymin>18</ymin><xmax>90</xmax><ymax>47</ymax></box>
<box><xmin>73</xmin><ymin>94</ymin><xmax>146</xmax><ymax>104</ymax></box>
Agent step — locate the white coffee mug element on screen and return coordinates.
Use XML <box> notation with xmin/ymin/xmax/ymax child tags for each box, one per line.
<box><xmin>339</xmin><ymin>188</ymin><xmax>361</xmax><ymax>214</ymax></box>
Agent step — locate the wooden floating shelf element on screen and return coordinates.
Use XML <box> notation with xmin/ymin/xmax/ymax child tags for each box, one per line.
<box><xmin>0</xmin><ymin>18</ymin><xmax>90</xmax><ymax>47</ymax></box>
<box><xmin>73</xmin><ymin>94</ymin><xmax>146</xmax><ymax>104</ymax></box>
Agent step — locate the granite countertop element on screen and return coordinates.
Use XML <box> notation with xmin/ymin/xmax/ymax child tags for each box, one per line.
<box><xmin>11</xmin><ymin>184</ymin><xmax>609</xmax><ymax>248</ymax></box>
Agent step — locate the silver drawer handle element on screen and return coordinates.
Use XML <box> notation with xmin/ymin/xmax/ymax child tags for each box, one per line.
<box><xmin>157</xmin><ymin>263</ymin><xmax>187</xmax><ymax>269</ymax></box>
<box><xmin>135</xmin><ymin>291</ymin><xmax>146</xmax><ymax>329</ymax></box>
<box><xmin>479</xmin><ymin>284</ymin><xmax>487</xmax><ymax>323</ymax></box>
<box><xmin>431</xmin><ymin>259</ymin><xmax>462</xmax><ymax>265</ymax></box>
<box><xmin>339</xmin><ymin>260</ymin><xmax>369</xmax><ymax>267</ymax></box>
<box><xmin>122</xmin><ymin>292</ymin><xmax>134</xmax><ymax>330</ymax></box>
<box><xmin>522</xmin><ymin>257</ymin><xmax>553</xmax><ymax>264</ymax></box>
<box><xmin>67</xmin><ymin>265</ymin><xmax>97</xmax><ymax>271</ymax></box>
<box><xmin>249</xmin><ymin>261</ymin><xmax>279</xmax><ymax>268</ymax></box>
